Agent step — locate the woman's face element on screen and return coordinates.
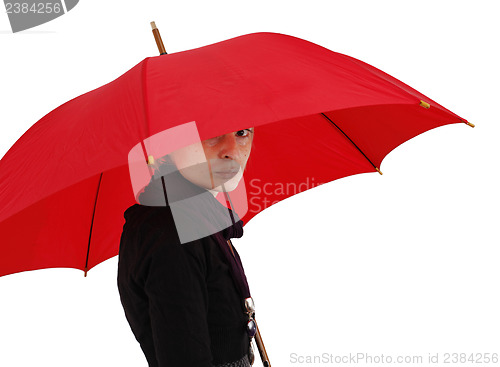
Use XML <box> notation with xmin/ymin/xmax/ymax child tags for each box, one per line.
<box><xmin>169</xmin><ymin>128</ymin><xmax>254</xmax><ymax>193</ymax></box>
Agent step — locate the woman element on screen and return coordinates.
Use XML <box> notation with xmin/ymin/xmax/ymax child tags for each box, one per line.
<box><xmin>117</xmin><ymin>128</ymin><xmax>255</xmax><ymax>367</ymax></box>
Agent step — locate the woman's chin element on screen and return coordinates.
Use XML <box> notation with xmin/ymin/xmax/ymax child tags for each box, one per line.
<box><xmin>211</xmin><ymin>178</ymin><xmax>241</xmax><ymax>192</ymax></box>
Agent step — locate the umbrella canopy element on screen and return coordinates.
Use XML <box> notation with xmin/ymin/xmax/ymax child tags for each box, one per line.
<box><xmin>0</xmin><ymin>32</ymin><xmax>470</xmax><ymax>277</ymax></box>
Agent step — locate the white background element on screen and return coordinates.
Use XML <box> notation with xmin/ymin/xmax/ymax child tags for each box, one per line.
<box><xmin>1</xmin><ymin>1</ymin><xmax>499</xmax><ymax>366</ymax></box>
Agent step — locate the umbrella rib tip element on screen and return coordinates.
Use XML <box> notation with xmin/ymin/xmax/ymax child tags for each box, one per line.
<box><xmin>375</xmin><ymin>167</ymin><xmax>383</xmax><ymax>175</ymax></box>
<box><xmin>460</xmin><ymin>118</ymin><xmax>475</xmax><ymax>128</ymax></box>
<box><xmin>419</xmin><ymin>100</ymin><xmax>431</xmax><ymax>109</ymax></box>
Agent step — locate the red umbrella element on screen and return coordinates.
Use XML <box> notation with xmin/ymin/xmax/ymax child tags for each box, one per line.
<box><xmin>0</xmin><ymin>32</ymin><xmax>472</xmax><ymax>278</ymax></box>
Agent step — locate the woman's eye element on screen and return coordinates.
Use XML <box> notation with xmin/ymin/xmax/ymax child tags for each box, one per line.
<box><xmin>236</xmin><ymin>129</ymin><xmax>253</xmax><ymax>137</ymax></box>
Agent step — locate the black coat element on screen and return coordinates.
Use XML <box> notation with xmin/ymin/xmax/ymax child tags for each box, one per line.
<box><xmin>117</xmin><ymin>170</ymin><xmax>250</xmax><ymax>367</ymax></box>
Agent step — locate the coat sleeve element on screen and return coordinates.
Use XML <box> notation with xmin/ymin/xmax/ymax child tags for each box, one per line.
<box><xmin>144</xmin><ymin>232</ymin><xmax>213</xmax><ymax>367</ymax></box>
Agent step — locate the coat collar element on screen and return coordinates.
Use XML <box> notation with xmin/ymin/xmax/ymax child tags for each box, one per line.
<box><xmin>138</xmin><ymin>168</ymin><xmax>243</xmax><ymax>241</ymax></box>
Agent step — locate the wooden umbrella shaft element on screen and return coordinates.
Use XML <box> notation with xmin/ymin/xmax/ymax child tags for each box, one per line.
<box><xmin>150</xmin><ymin>21</ymin><xmax>167</xmax><ymax>55</ymax></box>
<box><xmin>254</xmin><ymin>319</ymin><xmax>271</xmax><ymax>366</ymax></box>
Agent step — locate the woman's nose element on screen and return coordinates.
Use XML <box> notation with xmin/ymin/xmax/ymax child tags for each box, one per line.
<box><xmin>218</xmin><ymin>134</ymin><xmax>239</xmax><ymax>160</ymax></box>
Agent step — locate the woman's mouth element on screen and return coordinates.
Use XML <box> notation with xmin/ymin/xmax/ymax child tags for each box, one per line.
<box><xmin>213</xmin><ymin>170</ymin><xmax>239</xmax><ymax>179</ymax></box>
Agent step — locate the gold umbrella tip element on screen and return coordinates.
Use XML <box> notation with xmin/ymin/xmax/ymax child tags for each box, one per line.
<box><xmin>466</xmin><ymin>121</ymin><xmax>475</xmax><ymax>128</ymax></box>
<box><xmin>376</xmin><ymin>167</ymin><xmax>383</xmax><ymax>175</ymax></box>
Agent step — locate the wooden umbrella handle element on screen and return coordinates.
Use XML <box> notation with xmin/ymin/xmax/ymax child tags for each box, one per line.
<box><xmin>150</xmin><ymin>21</ymin><xmax>167</xmax><ymax>55</ymax></box>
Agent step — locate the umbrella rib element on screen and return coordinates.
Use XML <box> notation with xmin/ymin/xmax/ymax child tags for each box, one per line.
<box><xmin>222</xmin><ymin>184</ymin><xmax>236</xmax><ymax>226</ymax></box>
<box><xmin>321</xmin><ymin>113</ymin><xmax>382</xmax><ymax>175</ymax></box>
<box><xmin>84</xmin><ymin>172</ymin><xmax>104</xmax><ymax>277</ymax></box>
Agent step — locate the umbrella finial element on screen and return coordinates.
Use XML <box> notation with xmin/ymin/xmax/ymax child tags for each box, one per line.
<box><xmin>150</xmin><ymin>21</ymin><xmax>167</xmax><ymax>55</ymax></box>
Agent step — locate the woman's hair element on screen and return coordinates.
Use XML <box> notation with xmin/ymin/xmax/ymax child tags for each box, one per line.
<box><xmin>151</xmin><ymin>154</ymin><xmax>176</xmax><ymax>179</ymax></box>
